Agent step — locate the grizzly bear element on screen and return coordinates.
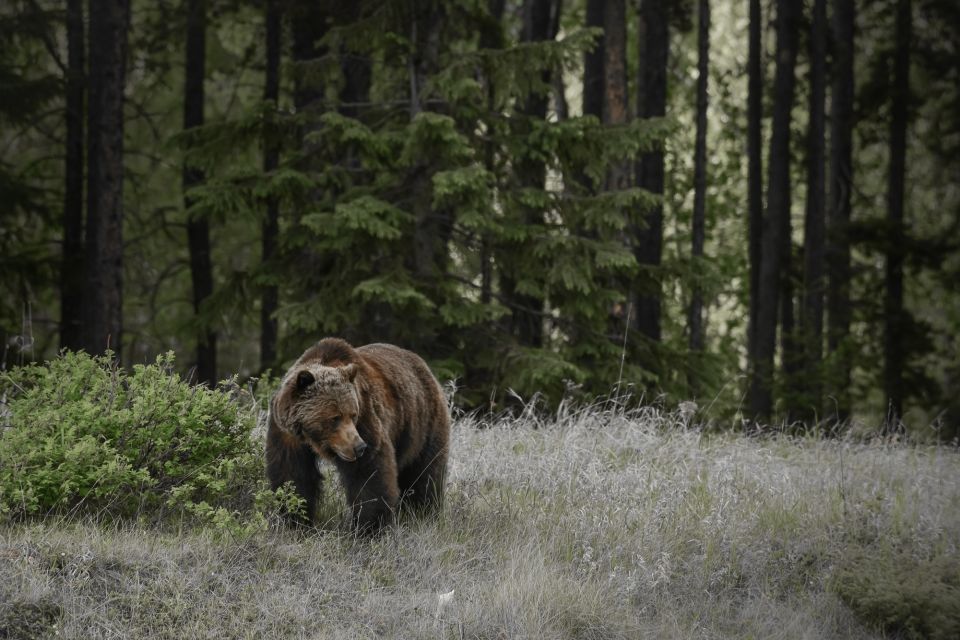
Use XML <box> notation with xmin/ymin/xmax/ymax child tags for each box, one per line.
<box><xmin>266</xmin><ymin>338</ymin><xmax>450</xmax><ymax>532</ymax></box>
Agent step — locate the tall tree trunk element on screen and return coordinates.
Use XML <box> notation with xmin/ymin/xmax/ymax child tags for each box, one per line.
<box><xmin>802</xmin><ymin>0</ymin><xmax>827</xmax><ymax>422</ymax></box>
<box><xmin>260</xmin><ymin>0</ymin><xmax>281</xmax><ymax>372</ymax></box>
<box><xmin>183</xmin><ymin>0</ymin><xmax>215</xmax><ymax>385</ymax></box>
<box><xmin>688</xmin><ymin>0</ymin><xmax>709</xmax><ymax>393</ymax></box>
<box><xmin>60</xmin><ymin>0</ymin><xmax>84</xmax><ymax>351</ymax></box>
<box><xmin>290</xmin><ymin>2</ymin><xmax>326</xmax><ymax>113</ymax></box>
<box><xmin>501</xmin><ymin>0</ymin><xmax>558</xmax><ymax>348</ymax></box>
<box><xmin>746</xmin><ymin>0</ymin><xmax>763</xmax><ymax>364</ymax></box>
<box><xmin>633</xmin><ymin>0</ymin><xmax>668</xmax><ymax>349</ymax></box>
<box><xmin>408</xmin><ymin>4</ymin><xmax>450</xmax><ymax>355</ymax></box>
<box><xmin>583</xmin><ymin>0</ymin><xmax>605</xmax><ymax>120</ymax></box>
<box><xmin>747</xmin><ymin>0</ymin><xmax>800</xmax><ymax>422</ymax></box>
<box><xmin>84</xmin><ymin>0</ymin><xmax>129</xmax><ymax>358</ymax></box>
<box><xmin>780</xmin><ymin>235</ymin><xmax>799</xmax><ymax>421</ymax></box>
<box><xmin>884</xmin><ymin>0</ymin><xmax>911</xmax><ymax>431</ymax></box>
<box><xmin>827</xmin><ymin>0</ymin><xmax>855</xmax><ymax>425</ymax></box>
<box><xmin>480</xmin><ymin>0</ymin><xmax>506</xmax><ymax>307</ymax></box>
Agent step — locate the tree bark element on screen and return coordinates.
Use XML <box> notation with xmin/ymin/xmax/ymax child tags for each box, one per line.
<box><xmin>688</xmin><ymin>0</ymin><xmax>709</xmax><ymax>392</ymax></box>
<box><xmin>60</xmin><ymin>0</ymin><xmax>84</xmax><ymax>351</ymax></box>
<box><xmin>633</xmin><ymin>0</ymin><xmax>668</xmax><ymax>347</ymax></box>
<box><xmin>884</xmin><ymin>0</ymin><xmax>911</xmax><ymax>430</ymax></box>
<box><xmin>801</xmin><ymin>0</ymin><xmax>827</xmax><ymax>422</ymax></box>
<box><xmin>747</xmin><ymin>0</ymin><xmax>800</xmax><ymax>422</ymax></box>
<box><xmin>183</xmin><ymin>0</ymin><xmax>215</xmax><ymax>385</ymax></box>
<box><xmin>260</xmin><ymin>0</ymin><xmax>281</xmax><ymax>372</ymax></box>
<box><xmin>746</xmin><ymin>0</ymin><xmax>763</xmax><ymax>365</ymax></box>
<box><xmin>500</xmin><ymin>0</ymin><xmax>559</xmax><ymax>349</ymax></box>
<box><xmin>827</xmin><ymin>0</ymin><xmax>855</xmax><ymax>425</ymax></box>
<box><xmin>84</xmin><ymin>0</ymin><xmax>129</xmax><ymax>358</ymax></box>
<box><xmin>480</xmin><ymin>0</ymin><xmax>506</xmax><ymax>308</ymax></box>
<box><xmin>583</xmin><ymin>0</ymin><xmax>605</xmax><ymax>120</ymax></box>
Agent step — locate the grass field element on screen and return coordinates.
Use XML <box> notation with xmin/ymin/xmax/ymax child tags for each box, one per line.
<box><xmin>2</xmin><ymin>404</ymin><xmax>959</xmax><ymax>639</ymax></box>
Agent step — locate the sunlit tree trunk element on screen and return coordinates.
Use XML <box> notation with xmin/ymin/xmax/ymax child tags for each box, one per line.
<box><xmin>688</xmin><ymin>0</ymin><xmax>709</xmax><ymax>394</ymax></box>
<box><xmin>84</xmin><ymin>0</ymin><xmax>129</xmax><ymax>358</ymax></box>
<box><xmin>60</xmin><ymin>0</ymin><xmax>84</xmax><ymax>351</ymax></box>
<box><xmin>746</xmin><ymin>0</ymin><xmax>762</xmax><ymax>366</ymax></box>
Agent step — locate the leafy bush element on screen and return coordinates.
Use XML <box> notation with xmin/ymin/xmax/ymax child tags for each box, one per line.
<box><xmin>0</xmin><ymin>351</ymin><xmax>285</xmax><ymax>529</ymax></box>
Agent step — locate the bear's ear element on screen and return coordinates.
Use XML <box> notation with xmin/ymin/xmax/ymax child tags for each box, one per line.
<box><xmin>295</xmin><ymin>370</ymin><xmax>315</xmax><ymax>392</ymax></box>
<box><xmin>340</xmin><ymin>363</ymin><xmax>358</xmax><ymax>382</ymax></box>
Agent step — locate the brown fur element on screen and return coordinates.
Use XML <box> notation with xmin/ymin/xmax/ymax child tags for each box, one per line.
<box><xmin>266</xmin><ymin>338</ymin><xmax>451</xmax><ymax>532</ymax></box>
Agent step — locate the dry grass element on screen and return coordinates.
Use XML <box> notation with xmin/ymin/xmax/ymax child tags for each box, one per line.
<box><xmin>2</xmin><ymin>405</ymin><xmax>959</xmax><ymax>639</ymax></box>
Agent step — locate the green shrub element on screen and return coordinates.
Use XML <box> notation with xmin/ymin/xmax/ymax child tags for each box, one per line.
<box><xmin>833</xmin><ymin>545</ymin><xmax>960</xmax><ymax>640</ymax></box>
<box><xmin>0</xmin><ymin>351</ymin><xmax>279</xmax><ymax>529</ymax></box>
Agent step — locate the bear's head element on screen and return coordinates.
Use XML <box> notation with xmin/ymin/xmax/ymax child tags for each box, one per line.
<box><xmin>271</xmin><ymin>363</ymin><xmax>367</xmax><ymax>462</ymax></box>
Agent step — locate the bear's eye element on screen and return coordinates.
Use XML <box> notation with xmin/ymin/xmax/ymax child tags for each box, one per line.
<box><xmin>328</xmin><ymin>416</ymin><xmax>342</xmax><ymax>429</ymax></box>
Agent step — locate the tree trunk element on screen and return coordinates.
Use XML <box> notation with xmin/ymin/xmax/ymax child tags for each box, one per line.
<box><xmin>884</xmin><ymin>0</ymin><xmax>911</xmax><ymax>431</ymax></box>
<box><xmin>480</xmin><ymin>0</ymin><xmax>505</xmax><ymax>308</ymax></box>
<box><xmin>801</xmin><ymin>0</ymin><xmax>827</xmax><ymax>422</ymax></box>
<box><xmin>501</xmin><ymin>0</ymin><xmax>558</xmax><ymax>349</ymax></box>
<box><xmin>826</xmin><ymin>0</ymin><xmax>855</xmax><ymax>425</ymax></box>
<box><xmin>260</xmin><ymin>0</ymin><xmax>281</xmax><ymax>372</ymax></box>
<box><xmin>60</xmin><ymin>0</ymin><xmax>84</xmax><ymax>351</ymax></box>
<box><xmin>633</xmin><ymin>0</ymin><xmax>668</xmax><ymax>348</ymax></box>
<box><xmin>747</xmin><ymin>0</ymin><xmax>800</xmax><ymax>423</ymax></box>
<box><xmin>84</xmin><ymin>0</ymin><xmax>129</xmax><ymax>358</ymax></box>
<box><xmin>780</xmin><ymin>235</ymin><xmax>799</xmax><ymax>421</ymax></box>
<box><xmin>290</xmin><ymin>2</ymin><xmax>328</xmax><ymax>113</ymax></box>
<box><xmin>183</xmin><ymin>0</ymin><xmax>215</xmax><ymax>385</ymax></box>
<box><xmin>688</xmin><ymin>0</ymin><xmax>709</xmax><ymax>392</ymax></box>
<box><xmin>583</xmin><ymin>0</ymin><xmax>605</xmax><ymax>120</ymax></box>
<box><xmin>746</xmin><ymin>0</ymin><xmax>763</xmax><ymax>364</ymax></box>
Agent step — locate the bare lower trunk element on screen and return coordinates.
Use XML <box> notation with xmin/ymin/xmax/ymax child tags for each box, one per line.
<box><xmin>183</xmin><ymin>0</ymin><xmax>216</xmax><ymax>385</ymax></box>
<box><xmin>801</xmin><ymin>0</ymin><xmax>827</xmax><ymax>422</ymax></box>
<box><xmin>746</xmin><ymin>0</ymin><xmax>763</xmax><ymax>365</ymax></box>
<box><xmin>747</xmin><ymin>0</ymin><xmax>800</xmax><ymax>423</ymax></box>
<box><xmin>633</xmin><ymin>0</ymin><xmax>668</xmax><ymax>349</ymax></box>
<box><xmin>84</xmin><ymin>0</ymin><xmax>129</xmax><ymax>358</ymax></box>
<box><xmin>60</xmin><ymin>0</ymin><xmax>85</xmax><ymax>351</ymax></box>
<box><xmin>827</xmin><ymin>0</ymin><xmax>855</xmax><ymax>424</ymax></box>
<box><xmin>688</xmin><ymin>0</ymin><xmax>710</xmax><ymax>393</ymax></box>
<box><xmin>260</xmin><ymin>0</ymin><xmax>281</xmax><ymax>372</ymax></box>
<box><xmin>884</xmin><ymin>0</ymin><xmax>911</xmax><ymax>430</ymax></box>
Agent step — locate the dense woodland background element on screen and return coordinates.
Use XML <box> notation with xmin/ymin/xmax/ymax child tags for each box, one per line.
<box><xmin>1</xmin><ymin>0</ymin><xmax>958</xmax><ymax>435</ymax></box>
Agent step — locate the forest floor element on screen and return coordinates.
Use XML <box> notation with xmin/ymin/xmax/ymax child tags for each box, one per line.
<box><xmin>2</xmin><ymin>404</ymin><xmax>959</xmax><ymax>639</ymax></box>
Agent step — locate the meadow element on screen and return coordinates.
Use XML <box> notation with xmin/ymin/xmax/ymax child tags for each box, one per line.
<box><xmin>3</xmin><ymin>399</ymin><xmax>959</xmax><ymax>640</ymax></box>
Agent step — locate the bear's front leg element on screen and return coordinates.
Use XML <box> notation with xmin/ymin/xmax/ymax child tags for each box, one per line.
<box><xmin>266</xmin><ymin>419</ymin><xmax>323</xmax><ymax>528</ymax></box>
<box><xmin>335</xmin><ymin>446</ymin><xmax>399</xmax><ymax>534</ymax></box>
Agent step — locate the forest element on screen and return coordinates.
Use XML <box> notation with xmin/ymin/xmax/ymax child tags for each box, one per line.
<box><xmin>1</xmin><ymin>0</ymin><xmax>958</xmax><ymax>436</ymax></box>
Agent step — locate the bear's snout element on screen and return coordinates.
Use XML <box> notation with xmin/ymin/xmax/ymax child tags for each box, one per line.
<box><xmin>322</xmin><ymin>421</ymin><xmax>368</xmax><ymax>463</ymax></box>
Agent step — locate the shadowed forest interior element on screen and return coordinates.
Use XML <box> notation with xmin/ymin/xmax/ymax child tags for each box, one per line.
<box><xmin>1</xmin><ymin>0</ymin><xmax>958</xmax><ymax>435</ymax></box>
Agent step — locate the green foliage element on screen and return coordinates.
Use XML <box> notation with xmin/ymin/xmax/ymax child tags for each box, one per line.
<box><xmin>0</xmin><ymin>351</ymin><xmax>272</xmax><ymax>529</ymax></box>
<box><xmin>833</xmin><ymin>545</ymin><xmax>960</xmax><ymax>639</ymax></box>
